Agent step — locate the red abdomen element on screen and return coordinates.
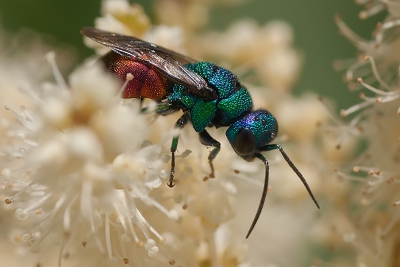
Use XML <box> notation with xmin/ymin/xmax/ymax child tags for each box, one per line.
<box><xmin>101</xmin><ymin>51</ymin><xmax>171</xmax><ymax>100</ymax></box>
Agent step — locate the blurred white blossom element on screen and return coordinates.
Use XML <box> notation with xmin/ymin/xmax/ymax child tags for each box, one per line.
<box><xmin>312</xmin><ymin>2</ymin><xmax>400</xmax><ymax>267</ymax></box>
<box><xmin>198</xmin><ymin>20</ymin><xmax>301</xmax><ymax>93</ymax></box>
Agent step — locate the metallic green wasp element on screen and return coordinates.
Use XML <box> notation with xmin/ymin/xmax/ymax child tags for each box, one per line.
<box><xmin>82</xmin><ymin>27</ymin><xmax>320</xmax><ymax>238</ymax></box>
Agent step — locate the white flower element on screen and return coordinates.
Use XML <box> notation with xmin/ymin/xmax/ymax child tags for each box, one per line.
<box><xmin>322</xmin><ymin>4</ymin><xmax>400</xmax><ymax>267</ymax></box>
<box><xmin>144</xmin><ymin>26</ymin><xmax>186</xmax><ymax>53</ymax></box>
<box><xmin>197</xmin><ymin>20</ymin><xmax>301</xmax><ymax>93</ymax></box>
<box><xmin>84</xmin><ymin>0</ymin><xmax>150</xmax><ymax>55</ymax></box>
<box><xmin>0</xmin><ymin>57</ymin><xmax>181</xmax><ymax>266</ymax></box>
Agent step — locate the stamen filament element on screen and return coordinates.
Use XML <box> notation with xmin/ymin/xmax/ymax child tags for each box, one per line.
<box><xmin>364</xmin><ymin>56</ymin><xmax>392</xmax><ymax>91</ymax></box>
<box><xmin>45</xmin><ymin>52</ymin><xmax>68</xmax><ymax>90</ymax></box>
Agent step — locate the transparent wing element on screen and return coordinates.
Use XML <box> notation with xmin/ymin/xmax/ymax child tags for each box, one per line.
<box><xmin>81</xmin><ymin>27</ymin><xmax>217</xmax><ymax>100</ymax></box>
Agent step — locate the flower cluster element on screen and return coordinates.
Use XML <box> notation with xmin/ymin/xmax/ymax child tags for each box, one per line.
<box><xmin>314</xmin><ymin>2</ymin><xmax>400</xmax><ymax>266</ymax></box>
<box><xmin>0</xmin><ymin>53</ymin><xmax>181</xmax><ymax>265</ymax></box>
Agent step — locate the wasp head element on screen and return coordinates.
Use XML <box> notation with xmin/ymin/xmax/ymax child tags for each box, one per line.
<box><xmin>226</xmin><ymin>109</ymin><xmax>278</xmax><ymax>161</ymax></box>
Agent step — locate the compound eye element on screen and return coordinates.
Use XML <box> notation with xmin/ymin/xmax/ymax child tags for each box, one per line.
<box><xmin>234</xmin><ymin>128</ymin><xmax>255</xmax><ymax>156</ymax></box>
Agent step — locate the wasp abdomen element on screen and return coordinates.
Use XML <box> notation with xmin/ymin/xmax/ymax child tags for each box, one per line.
<box><xmin>102</xmin><ymin>52</ymin><xmax>170</xmax><ymax>100</ymax></box>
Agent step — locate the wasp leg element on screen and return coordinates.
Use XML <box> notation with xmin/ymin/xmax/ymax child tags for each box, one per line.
<box><xmin>141</xmin><ymin>102</ymin><xmax>179</xmax><ymax>115</ymax></box>
<box><xmin>198</xmin><ymin>129</ymin><xmax>221</xmax><ymax>179</ymax></box>
<box><xmin>168</xmin><ymin>113</ymin><xmax>189</xmax><ymax>187</ymax></box>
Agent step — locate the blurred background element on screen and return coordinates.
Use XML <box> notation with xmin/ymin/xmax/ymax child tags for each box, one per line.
<box><xmin>0</xmin><ymin>0</ymin><xmax>385</xmax><ymax>109</ymax></box>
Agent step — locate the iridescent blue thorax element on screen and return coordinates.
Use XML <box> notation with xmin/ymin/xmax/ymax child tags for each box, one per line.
<box><xmin>168</xmin><ymin>62</ymin><xmax>253</xmax><ymax>132</ymax></box>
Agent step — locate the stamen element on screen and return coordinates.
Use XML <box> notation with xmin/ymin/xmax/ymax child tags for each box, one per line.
<box><xmin>353</xmin><ymin>165</ymin><xmax>380</xmax><ymax>173</ymax></box>
<box><xmin>63</xmin><ymin>195</ymin><xmax>77</xmax><ymax>231</ymax></box>
<box><xmin>20</xmin><ymin>106</ymin><xmax>35</xmax><ymax>122</ymax></box>
<box><xmin>105</xmin><ymin>216</ymin><xmax>113</xmax><ymax>261</ymax></box>
<box><xmin>5</xmin><ymin>182</ymin><xmax>35</xmax><ymax>204</ymax></box>
<box><xmin>62</xmin><ymin>213</ymin><xmax>80</xmax><ymax>261</ymax></box>
<box><xmin>157</xmin><ymin>246</ymin><xmax>175</xmax><ymax>265</ymax></box>
<box><xmin>334</xmin><ymin>168</ymin><xmax>367</xmax><ymax>182</ymax></box>
<box><xmin>334</xmin><ymin>58</ymin><xmax>356</xmax><ymax>71</ymax></box>
<box><xmin>4</xmin><ymin>105</ymin><xmax>28</xmax><ymax>127</ymax></box>
<box><xmin>117</xmin><ymin>195</ymin><xmax>140</xmax><ymax>246</ymax></box>
<box><xmin>363</xmin><ymin>181</ymin><xmax>382</xmax><ymax>195</ymax></box>
<box><xmin>57</xmin><ymin>238</ymin><xmax>65</xmax><ymax>267</ymax></box>
<box><xmin>23</xmin><ymin>139</ymin><xmax>39</xmax><ymax>147</ymax></box>
<box><xmin>359</xmin><ymin>3</ymin><xmax>385</xmax><ymax>19</ymax></box>
<box><xmin>15</xmin><ymin>193</ymin><xmax>52</xmax><ymax>217</ymax></box>
<box><xmin>114</xmin><ymin>205</ymin><xmax>129</xmax><ymax>233</ymax></box>
<box><xmin>136</xmin><ymin>211</ymin><xmax>165</xmax><ymax>242</ymax></box>
<box><xmin>118</xmin><ymin>188</ymin><xmax>141</xmax><ymax>244</ymax></box>
<box><xmin>346</xmin><ymin>109</ymin><xmax>365</xmax><ymax>134</ymax></box>
<box><xmin>363</xmin><ymin>56</ymin><xmax>392</xmax><ymax>91</ymax></box>
<box><xmin>44</xmin><ymin>52</ymin><xmax>68</xmax><ymax>90</ymax></box>
<box><xmin>2</xmin><ymin>108</ymin><xmax>37</xmax><ymax>141</ymax></box>
<box><xmin>233</xmin><ymin>171</ymin><xmax>264</xmax><ymax>187</ymax></box>
<box><xmin>147</xmin><ymin>197</ymin><xmax>179</xmax><ymax>220</ymax></box>
<box><xmin>346</xmin><ymin>60</ymin><xmax>368</xmax><ymax>82</ymax></box>
<box><xmin>318</xmin><ymin>97</ymin><xmax>344</xmax><ymax>126</ymax></box>
<box><xmin>18</xmin><ymin>82</ymin><xmax>43</xmax><ymax>106</ymax></box>
<box><xmin>376</xmin><ymin>18</ymin><xmax>400</xmax><ymax>43</ymax></box>
<box><xmin>133</xmin><ymin>208</ymin><xmax>151</xmax><ymax>240</ymax></box>
<box><xmin>381</xmin><ymin>207</ymin><xmax>400</xmax><ymax>237</ymax></box>
<box><xmin>340</xmin><ymin>100</ymin><xmax>374</xmax><ymax>117</ymax></box>
<box><xmin>81</xmin><ymin>180</ymin><xmax>104</xmax><ymax>253</ymax></box>
<box><xmin>131</xmin><ymin>186</ymin><xmax>179</xmax><ymax>220</ymax></box>
<box><xmin>118</xmin><ymin>73</ymin><xmax>134</xmax><ymax>98</ymax></box>
<box><xmin>335</xmin><ymin>14</ymin><xmax>368</xmax><ymax>50</ymax></box>
<box><xmin>115</xmin><ymin>228</ymin><xmax>129</xmax><ymax>265</ymax></box>
<box><xmin>380</xmin><ymin>94</ymin><xmax>399</xmax><ymax>103</ymax></box>
<box><xmin>357</xmin><ymin>77</ymin><xmax>395</xmax><ymax>96</ymax></box>
<box><xmin>144</xmin><ymin>239</ymin><xmax>159</xmax><ymax>257</ymax></box>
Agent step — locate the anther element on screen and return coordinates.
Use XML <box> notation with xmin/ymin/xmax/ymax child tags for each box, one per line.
<box><xmin>359</xmin><ymin>11</ymin><xmax>368</xmax><ymax>20</ymax></box>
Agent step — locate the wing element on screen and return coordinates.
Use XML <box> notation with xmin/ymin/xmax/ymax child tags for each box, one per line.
<box><xmin>81</xmin><ymin>27</ymin><xmax>218</xmax><ymax>100</ymax></box>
